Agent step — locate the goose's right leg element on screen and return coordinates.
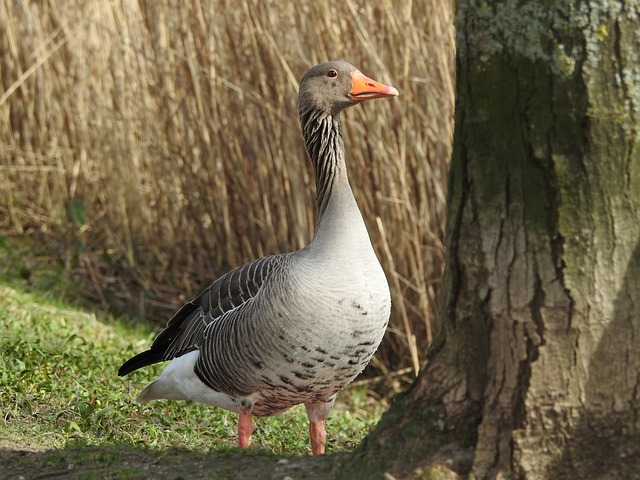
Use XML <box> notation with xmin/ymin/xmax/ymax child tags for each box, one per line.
<box><xmin>309</xmin><ymin>419</ymin><xmax>327</xmax><ymax>455</ymax></box>
<box><xmin>305</xmin><ymin>397</ymin><xmax>336</xmax><ymax>455</ymax></box>
<box><xmin>238</xmin><ymin>412</ymin><xmax>254</xmax><ymax>449</ymax></box>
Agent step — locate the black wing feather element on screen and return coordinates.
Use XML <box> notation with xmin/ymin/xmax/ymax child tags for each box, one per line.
<box><xmin>118</xmin><ymin>254</ymin><xmax>285</xmax><ymax>377</ymax></box>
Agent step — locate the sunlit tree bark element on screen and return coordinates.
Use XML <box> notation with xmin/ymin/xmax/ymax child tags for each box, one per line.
<box><xmin>343</xmin><ymin>1</ymin><xmax>640</xmax><ymax>478</ymax></box>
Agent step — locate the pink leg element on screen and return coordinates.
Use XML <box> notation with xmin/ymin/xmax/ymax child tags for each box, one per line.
<box><xmin>238</xmin><ymin>412</ymin><xmax>254</xmax><ymax>449</ymax></box>
<box><xmin>309</xmin><ymin>420</ymin><xmax>326</xmax><ymax>455</ymax></box>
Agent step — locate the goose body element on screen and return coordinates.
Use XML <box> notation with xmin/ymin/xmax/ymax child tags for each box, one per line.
<box><xmin>119</xmin><ymin>60</ymin><xmax>398</xmax><ymax>454</ymax></box>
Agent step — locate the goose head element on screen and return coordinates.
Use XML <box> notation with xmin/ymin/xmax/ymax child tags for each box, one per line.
<box><xmin>297</xmin><ymin>60</ymin><xmax>398</xmax><ymax>118</ymax></box>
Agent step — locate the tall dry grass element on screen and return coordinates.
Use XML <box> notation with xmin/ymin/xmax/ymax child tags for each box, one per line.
<box><xmin>0</xmin><ymin>0</ymin><xmax>454</xmax><ymax>389</ymax></box>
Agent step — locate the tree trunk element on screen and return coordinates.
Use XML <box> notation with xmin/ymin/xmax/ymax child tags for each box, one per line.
<box><xmin>343</xmin><ymin>1</ymin><xmax>640</xmax><ymax>479</ymax></box>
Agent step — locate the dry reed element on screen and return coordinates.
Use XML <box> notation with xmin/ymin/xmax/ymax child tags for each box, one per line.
<box><xmin>0</xmin><ymin>0</ymin><xmax>454</xmax><ymax>390</ymax></box>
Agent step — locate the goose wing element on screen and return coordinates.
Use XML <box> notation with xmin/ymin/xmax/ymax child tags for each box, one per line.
<box><xmin>118</xmin><ymin>254</ymin><xmax>287</xmax><ymax>376</ymax></box>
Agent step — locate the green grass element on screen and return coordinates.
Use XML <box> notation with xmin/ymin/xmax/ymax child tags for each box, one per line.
<box><xmin>0</xmin><ymin>280</ymin><xmax>385</xmax><ymax>456</ymax></box>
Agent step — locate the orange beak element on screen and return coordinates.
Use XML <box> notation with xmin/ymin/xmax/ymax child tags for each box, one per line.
<box><xmin>350</xmin><ymin>70</ymin><xmax>399</xmax><ymax>100</ymax></box>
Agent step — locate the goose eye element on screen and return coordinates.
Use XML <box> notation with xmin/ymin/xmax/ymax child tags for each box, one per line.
<box><xmin>327</xmin><ymin>69</ymin><xmax>338</xmax><ymax>78</ymax></box>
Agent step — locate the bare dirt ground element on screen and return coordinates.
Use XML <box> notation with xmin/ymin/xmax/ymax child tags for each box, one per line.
<box><xmin>0</xmin><ymin>439</ymin><xmax>348</xmax><ymax>480</ymax></box>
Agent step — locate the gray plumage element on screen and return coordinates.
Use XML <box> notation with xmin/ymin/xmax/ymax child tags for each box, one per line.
<box><xmin>118</xmin><ymin>60</ymin><xmax>397</xmax><ymax>451</ymax></box>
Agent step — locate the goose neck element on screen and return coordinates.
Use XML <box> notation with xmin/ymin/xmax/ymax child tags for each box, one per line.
<box><xmin>299</xmin><ymin>110</ymin><xmax>373</xmax><ymax>256</ymax></box>
<box><xmin>301</xmin><ymin>112</ymin><xmax>352</xmax><ymax>223</ymax></box>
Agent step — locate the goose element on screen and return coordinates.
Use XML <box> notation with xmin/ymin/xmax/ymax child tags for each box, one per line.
<box><xmin>118</xmin><ymin>60</ymin><xmax>398</xmax><ymax>455</ymax></box>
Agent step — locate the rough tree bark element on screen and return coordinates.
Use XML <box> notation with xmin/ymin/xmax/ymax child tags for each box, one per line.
<box><xmin>343</xmin><ymin>1</ymin><xmax>640</xmax><ymax>479</ymax></box>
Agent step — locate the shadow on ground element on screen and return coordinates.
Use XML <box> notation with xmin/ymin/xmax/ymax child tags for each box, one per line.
<box><xmin>0</xmin><ymin>440</ymin><xmax>347</xmax><ymax>480</ymax></box>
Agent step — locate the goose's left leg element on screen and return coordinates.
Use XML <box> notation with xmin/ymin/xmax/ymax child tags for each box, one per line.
<box><xmin>305</xmin><ymin>397</ymin><xmax>336</xmax><ymax>455</ymax></box>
